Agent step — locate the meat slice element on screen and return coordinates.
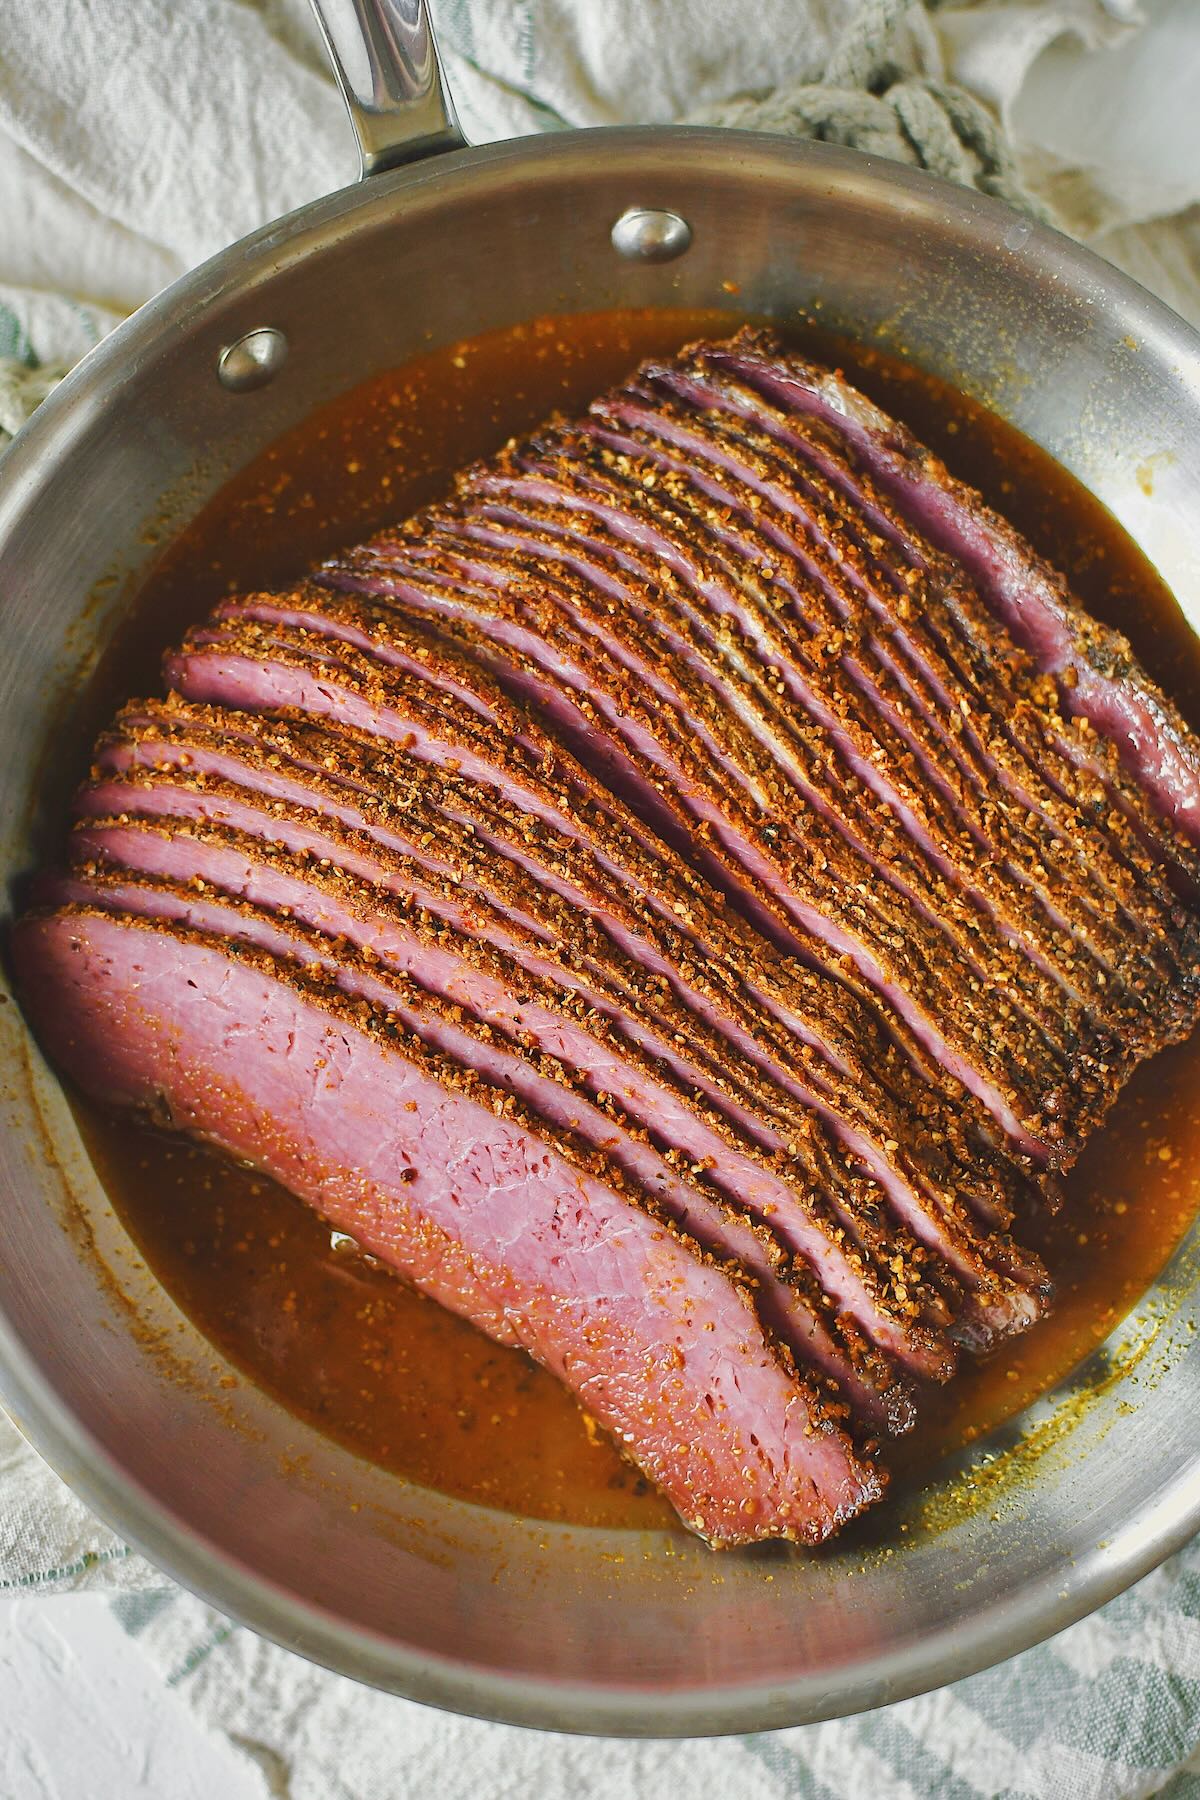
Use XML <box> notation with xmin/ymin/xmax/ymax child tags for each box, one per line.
<box><xmin>74</xmin><ymin>794</ymin><xmax>1059</xmax><ymax>1350</ymax></box>
<box><xmin>440</xmin><ymin>479</ymin><xmax>1152</xmax><ymax>1021</ymax></box>
<box><xmin>568</xmin><ymin>392</ymin><xmax>1186</xmax><ymax>1009</ymax></box>
<box><xmin>624</xmin><ymin>352</ymin><xmax>1187</xmax><ymax>922</ymax></box>
<box><xmin>17</xmin><ymin>905</ymin><xmax>884</xmax><ymax>1544</ymax></box>
<box><xmin>683</xmin><ymin>331</ymin><xmax>1200</xmax><ymax>879</ymax></box>
<box><xmin>210</xmin><ymin>584</ymin><xmax>1072</xmax><ymax>1165</ymax></box>
<box><xmin>134</xmin><ymin>679</ymin><xmax>1039</xmax><ymax>1202</ymax></box>
<box><xmin>48</xmin><ymin>855</ymin><xmax>923</xmax><ymax>1426</ymax></box>
<box><xmin>90</xmin><ymin>700</ymin><xmax>1046</xmax><ymax>1230</ymax></box>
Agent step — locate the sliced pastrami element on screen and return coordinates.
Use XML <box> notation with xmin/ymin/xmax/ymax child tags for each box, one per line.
<box><xmin>76</xmin><ymin>802</ymin><xmax>1054</xmax><ymax>1347</ymax></box>
<box><xmin>310</xmin><ymin>549</ymin><xmax>1071</xmax><ymax>1161</ymax></box>
<box><xmin>48</xmin><ymin>857</ymin><xmax>943</xmax><ymax>1407</ymax></box>
<box><xmin>422</xmin><ymin>481</ymin><xmax>1155</xmax><ymax>1067</ymax></box>
<box><xmin>571</xmin><ymin>396</ymin><xmax>1182</xmax><ymax>1009</ymax></box>
<box><xmin>631</xmin><ymin>354</ymin><xmax>1195</xmax><ymax>914</ymax></box>
<box><xmin>27</xmin><ymin>327</ymin><xmax>1200</xmax><ymax>1547</ymax></box>
<box><xmin>86</xmin><ymin>705</ymin><xmax>1043</xmax><ymax>1238</ymax></box>
<box><xmin>66</xmin><ymin>811</ymin><xmax>974</xmax><ymax>1370</ymax></box>
<box><xmin>17</xmin><ymin>904</ymin><xmax>885</xmax><ymax>1543</ymax></box>
<box><xmin>700</xmin><ymin>332</ymin><xmax>1200</xmax><ymax>855</ymax></box>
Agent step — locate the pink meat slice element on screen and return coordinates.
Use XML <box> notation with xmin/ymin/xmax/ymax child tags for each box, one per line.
<box><xmin>16</xmin><ymin>905</ymin><xmax>884</xmax><ymax>1545</ymax></box>
<box><xmin>701</xmin><ymin>332</ymin><xmax>1200</xmax><ymax>855</ymax></box>
<box><xmin>52</xmin><ymin>842</ymin><xmax>950</xmax><ymax>1394</ymax></box>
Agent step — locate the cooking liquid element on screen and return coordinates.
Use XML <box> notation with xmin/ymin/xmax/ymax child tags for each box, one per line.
<box><xmin>72</xmin><ymin>309</ymin><xmax>1200</xmax><ymax>1532</ymax></box>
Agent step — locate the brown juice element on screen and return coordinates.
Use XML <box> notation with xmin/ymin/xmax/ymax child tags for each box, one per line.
<box><xmin>70</xmin><ymin>308</ymin><xmax>1200</xmax><ymax>1531</ymax></box>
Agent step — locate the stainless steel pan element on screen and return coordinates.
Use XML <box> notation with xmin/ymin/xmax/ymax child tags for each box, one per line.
<box><xmin>2</xmin><ymin>0</ymin><xmax>1200</xmax><ymax>1736</ymax></box>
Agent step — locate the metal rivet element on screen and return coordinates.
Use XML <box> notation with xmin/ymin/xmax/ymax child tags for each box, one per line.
<box><xmin>611</xmin><ymin>208</ymin><xmax>693</xmax><ymax>264</ymax></box>
<box><xmin>218</xmin><ymin>327</ymin><xmax>289</xmax><ymax>393</ymax></box>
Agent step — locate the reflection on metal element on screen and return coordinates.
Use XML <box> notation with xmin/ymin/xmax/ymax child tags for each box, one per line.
<box><xmin>308</xmin><ymin>0</ymin><xmax>465</xmax><ymax>175</ymax></box>
<box><xmin>217</xmin><ymin>329</ymin><xmax>289</xmax><ymax>394</ymax></box>
<box><xmin>611</xmin><ymin>207</ymin><xmax>694</xmax><ymax>263</ymax></box>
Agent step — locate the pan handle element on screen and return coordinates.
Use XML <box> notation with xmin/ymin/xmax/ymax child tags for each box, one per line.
<box><xmin>308</xmin><ymin>0</ymin><xmax>466</xmax><ymax>176</ymax></box>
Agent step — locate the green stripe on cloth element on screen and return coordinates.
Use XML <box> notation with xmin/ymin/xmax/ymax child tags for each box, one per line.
<box><xmin>740</xmin><ymin>1735</ymin><xmax>845</xmax><ymax>1799</ymax></box>
<box><xmin>0</xmin><ymin>302</ymin><xmax>36</xmax><ymax>368</ymax></box>
<box><xmin>516</xmin><ymin>0</ymin><xmax>535</xmax><ymax>83</ymax></box>
<box><xmin>0</xmin><ymin>1545</ymin><xmax>132</xmax><ymax>1589</ymax></box>
<box><xmin>110</xmin><ymin>1591</ymin><xmax>177</xmax><ymax>1637</ymax></box>
<box><xmin>1171</xmin><ymin>1571</ymin><xmax>1200</xmax><ymax>1621</ymax></box>
<box><xmin>167</xmin><ymin>1620</ymin><xmax>238</xmax><ymax>1687</ymax></box>
<box><xmin>957</xmin><ymin>1645</ymin><xmax>1091</xmax><ymax>1754</ymax></box>
<box><xmin>860</xmin><ymin>1713</ymin><xmax>982</xmax><ymax>1800</ymax></box>
<box><xmin>1052</xmin><ymin>1662</ymin><xmax>1200</xmax><ymax>1769</ymax></box>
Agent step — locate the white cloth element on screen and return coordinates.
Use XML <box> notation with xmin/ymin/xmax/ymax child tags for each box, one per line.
<box><xmin>3</xmin><ymin>2</ymin><xmax>1200</xmax><ymax>1793</ymax></box>
<box><xmin>1</xmin><ymin>0</ymin><xmax>1198</xmax><ymax>406</ymax></box>
<box><xmin>0</xmin><ymin>1413</ymin><xmax>155</xmax><ymax>1597</ymax></box>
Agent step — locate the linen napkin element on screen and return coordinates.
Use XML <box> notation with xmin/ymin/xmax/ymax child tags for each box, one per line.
<box><xmin>3</xmin><ymin>2</ymin><xmax>1200</xmax><ymax>1793</ymax></box>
